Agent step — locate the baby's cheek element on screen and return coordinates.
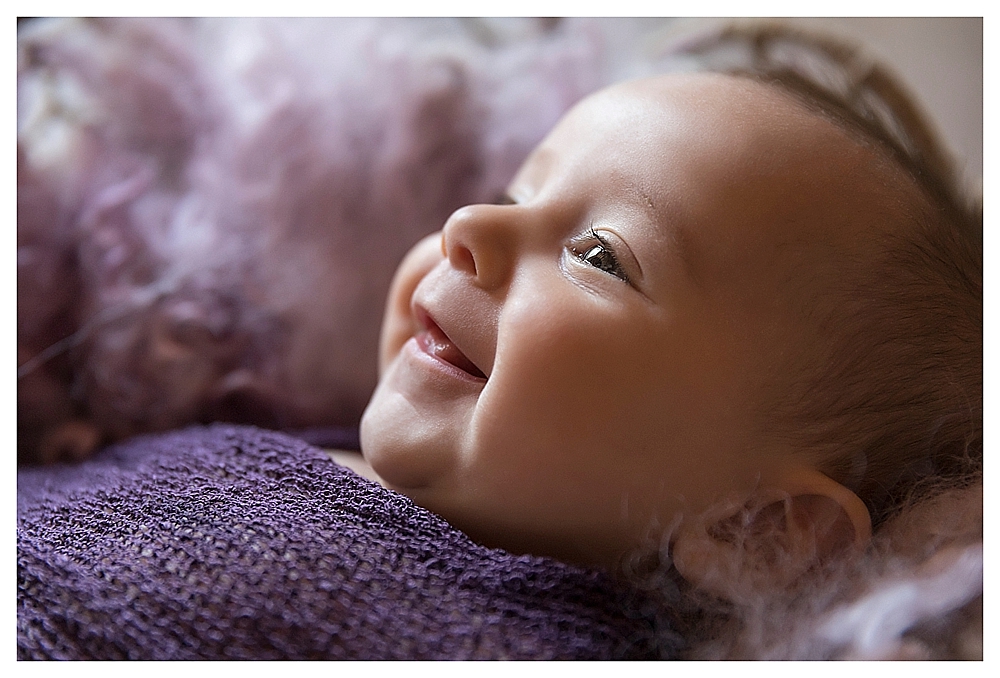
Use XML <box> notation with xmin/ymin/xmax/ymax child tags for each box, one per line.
<box><xmin>494</xmin><ymin>306</ymin><xmax>648</xmax><ymax>443</ymax></box>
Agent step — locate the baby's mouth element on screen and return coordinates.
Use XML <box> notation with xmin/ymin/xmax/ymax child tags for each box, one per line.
<box><xmin>414</xmin><ymin>311</ymin><xmax>487</xmax><ymax>380</ymax></box>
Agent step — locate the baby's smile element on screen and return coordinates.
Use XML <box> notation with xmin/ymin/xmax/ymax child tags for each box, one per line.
<box><xmin>412</xmin><ymin>305</ymin><xmax>487</xmax><ymax>380</ymax></box>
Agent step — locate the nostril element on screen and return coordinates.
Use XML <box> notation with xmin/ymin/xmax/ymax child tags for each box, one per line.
<box><xmin>450</xmin><ymin>243</ymin><xmax>477</xmax><ymax>277</ymax></box>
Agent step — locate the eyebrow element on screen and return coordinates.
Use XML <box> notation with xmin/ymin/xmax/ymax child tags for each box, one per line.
<box><xmin>639</xmin><ymin>190</ymin><xmax>656</xmax><ymax>213</ymax></box>
<box><xmin>632</xmin><ymin>185</ymin><xmax>698</xmax><ymax>287</ymax></box>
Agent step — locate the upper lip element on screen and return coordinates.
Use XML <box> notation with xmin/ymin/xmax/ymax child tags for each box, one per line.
<box><xmin>413</xmin><ymin>304</ymin><xmax>488</xmax><ymax>380</ymax></box>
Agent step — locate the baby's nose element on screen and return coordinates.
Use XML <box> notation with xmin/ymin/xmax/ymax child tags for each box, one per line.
<box><xmin>441</xmin><ymin>204</ymin><xmax>518</xmax><ymax>290</ymax></box>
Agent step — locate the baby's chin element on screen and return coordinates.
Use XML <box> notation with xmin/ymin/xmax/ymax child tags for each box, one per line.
<box><xmin>358</xmin><ymin>394</ymin><xmax>428</xmax><ymax>490</ymax></box>
<box><xmin>359</xmin><ymin>375</ymin><xmax>454</xmax><ymax>491</ymax></box>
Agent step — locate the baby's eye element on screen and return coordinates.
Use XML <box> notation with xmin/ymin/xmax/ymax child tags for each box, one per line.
<box><xmin>573</xmin><ymin>230</ymin><xmax>629</xmax><ymax>283</ymax></box>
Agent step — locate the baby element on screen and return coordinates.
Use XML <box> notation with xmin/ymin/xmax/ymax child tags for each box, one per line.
<box><xmin>359</xmin><ymin>60</ymin><xmax>982</xmax><ymax>600</ymax></box>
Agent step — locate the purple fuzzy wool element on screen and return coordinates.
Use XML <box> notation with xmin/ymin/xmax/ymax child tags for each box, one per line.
<box><xmin>17</xmin><ymin>425</ymin><xmax>679</xmax><ymax>660</ymax></box>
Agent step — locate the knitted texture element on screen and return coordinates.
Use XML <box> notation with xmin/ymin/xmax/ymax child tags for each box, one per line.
<box><xmin>17</xmin><ymin>425</ymin><xmax>679</xmax><ymax>660</ymax></box>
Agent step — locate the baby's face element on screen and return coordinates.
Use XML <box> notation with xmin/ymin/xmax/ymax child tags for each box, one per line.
<box><xmin>361</xmin><ymin>73</ymin><xmax>887</xmax><ymax>565</ymax></box>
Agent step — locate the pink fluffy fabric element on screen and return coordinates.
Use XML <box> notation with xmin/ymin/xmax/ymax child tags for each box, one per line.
<box><xmin>17</xmin><ymin>17</ymin><xmax>981</xmax><ymax>660</ymax></box>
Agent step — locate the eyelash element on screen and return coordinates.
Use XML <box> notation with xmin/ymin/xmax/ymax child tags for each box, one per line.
<box><xmin>572</xmin><ymin>226</ymin><xmax>629</xmax><ymax>284</ymax></box>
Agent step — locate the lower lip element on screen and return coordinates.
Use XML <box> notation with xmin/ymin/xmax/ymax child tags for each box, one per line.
<box><xmin>409</xmin><ymin>333</ymin><xmax>488</xmax><ymax>385</ymax></box>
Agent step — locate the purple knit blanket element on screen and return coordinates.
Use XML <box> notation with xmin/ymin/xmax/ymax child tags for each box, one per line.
<box><xmin>17</xmin><ymin>425</ymin><xmax>678</xmax><ymax>660</ymax></box>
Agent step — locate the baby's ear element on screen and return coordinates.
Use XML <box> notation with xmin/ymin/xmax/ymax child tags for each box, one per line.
<box><xmin>671</xmin><ymin>468</ymin><xmax>871</xmax><ymax>602</ymax></box>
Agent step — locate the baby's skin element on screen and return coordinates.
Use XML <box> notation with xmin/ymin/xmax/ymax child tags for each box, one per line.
<box><xmin>360</xmin><ymin>73</ymin><xmax>919</xmax><ymax>588</ymax></box>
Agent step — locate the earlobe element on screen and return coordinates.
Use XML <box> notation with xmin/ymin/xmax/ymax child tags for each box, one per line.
<box><xmin>671</xmin><ymin>468</ymin><xmax>871</xmax><ymax>602</ymax></box>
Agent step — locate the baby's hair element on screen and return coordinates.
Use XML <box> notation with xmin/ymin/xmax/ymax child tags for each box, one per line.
<box><xmin>678</xmin><ymin>24</ymin><xmax>982</xmax><ymax>528</ymax></box>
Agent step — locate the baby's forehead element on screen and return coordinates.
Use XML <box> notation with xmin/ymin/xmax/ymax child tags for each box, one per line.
<box><xmin>550</xmin><ymin>72</ymin><xmax>871</xmax><ymax>192</ymax></box>
<box><xmin>592</xmin><ymin>76</ymin><xmax>883</xmax><ymax>202</ymax></box>
<box><xmin>617</xmin><ymin>73</ymin><xmax>852</xmax><ymax>153</ymax></box>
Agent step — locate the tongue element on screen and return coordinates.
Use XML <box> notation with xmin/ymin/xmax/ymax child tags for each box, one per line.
<box><xmin>422</xmin><ymin>323</ymin><xmax>486</xmax><ymax>379</ymax></box>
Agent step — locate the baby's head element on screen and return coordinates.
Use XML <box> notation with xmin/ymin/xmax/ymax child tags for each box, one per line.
<box><xmin>360</xmin><ymin>64</ymin><xmax>981</xmax><ymax>593</ymax></box>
